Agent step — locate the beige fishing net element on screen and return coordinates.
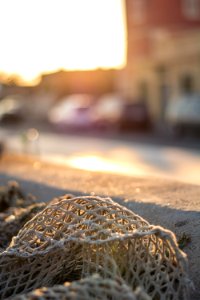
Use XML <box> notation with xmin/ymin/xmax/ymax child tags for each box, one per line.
<box><xmin>0</xmin><ymin>181</ymin><xmax>35</xmax><ymax>211</ymax></box>
<box><xmin>0</xmin><ymin>182</ymin><xmax>45</xmax><ymax>249</ymax></box>
<box><xmin>0</xmin><ymin>195</ymin><xmax>190</xmax><ymax>299</ymax></box>
<box><xmin>13</xmin><ymin>275</ymin><xmax>150</xmax><ymax>300</ymax></box>
<box><xmin>0</xmin><ymin>203</ymin><xmax>46</xmax><ymax>249</ymax></box>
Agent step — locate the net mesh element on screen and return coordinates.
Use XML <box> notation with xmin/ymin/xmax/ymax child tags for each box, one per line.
<box><xmin>0</xmin><ymin>181</ymin><xmax>35</xmax><ymax>211</ymax></box>
<box><xmin>0</xmin><ymin>195</ymin><xmax>189</xmax><ymax>299</ymax></box>
<box><xmin>0</xmin><ymin>181</ymin><xmax>45</xmax><ymax>249</ymax></box>
<box><xmin>13</xmin><ymin>275</ymin><xmax>150</xmax><ymax>300</ymax></box>
<box><xmin>0</xmin><ymin>203</ymin><xmax>46</xmax><ymax>249</ymax></box>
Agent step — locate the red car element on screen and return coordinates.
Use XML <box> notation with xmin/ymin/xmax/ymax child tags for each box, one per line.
<box><xmin>119</xmin><ymin>102</ymin><xmax>152</xmax><ymax>131</ymax></box>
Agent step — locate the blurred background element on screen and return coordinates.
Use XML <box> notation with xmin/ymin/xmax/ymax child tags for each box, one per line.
<box><xmin>0</xmin><ymin>0</ymin><xmax>200</xmax><ymax>185</ymax></box>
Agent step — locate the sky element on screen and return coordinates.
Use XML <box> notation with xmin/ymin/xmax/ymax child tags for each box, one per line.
<box><xmin>0</xmin><ymin>0</ymin><xmax>126</xmax><ymax>84</ymax></box>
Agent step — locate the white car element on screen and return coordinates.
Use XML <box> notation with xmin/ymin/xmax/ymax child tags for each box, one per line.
<box><xmin>48</xmin><ymin>94</ymin><xmax>94</xmax><ymax>130</ymax></box>
<box><xmin>92</xmin><ymin>94</ymin><xmax>123</xmax><ymax>130</ymax></box>
<box><xmin>0</xmin><ymin>96</ymin><xmax>25</xmax><ymax>123</ymax></box>
<box><xmin>165</xmin><ymin>94</ymin><xmax>200</xmax><ymax>134</ymax></box>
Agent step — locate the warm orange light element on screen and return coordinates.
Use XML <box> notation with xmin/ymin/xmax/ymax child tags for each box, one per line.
<box><xmin>68</xmin><ymin>155</ymin><xmax>132</xmax><ymax>174</ymax></box>
<box><xmin>0</xmin><ymin>0</ymin><xmax>126</xmax><ymax>84</ymax></box>
<box><xmin>45</xmin><ymin>154</ymin><xmax>148</xmax><ymax>178</ymax></box>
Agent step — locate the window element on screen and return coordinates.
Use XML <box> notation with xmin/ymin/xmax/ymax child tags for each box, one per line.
<box><xmin>182</xmin><ymin>0</ymin><xmax>200</xmax><ymax>19</ymax></box>
<box><xmin>180</xmin><ymin>74</ymin><xmax>194</xmax><ymax>93</ymax></box>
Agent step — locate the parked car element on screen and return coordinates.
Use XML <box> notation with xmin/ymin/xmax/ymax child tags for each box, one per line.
<box><xmin>48</xmin><ymin>94</ymin><xmax>95</xmax><ymax>131</ymax></box>
<box><xmin>119</xmin><ymin>101</ymin><xmax>152</xmax><ymax>131</ymax></box>
<box><xmin>0</xmin><ymin>96</ymin><xmax>25</xmax><ymax>124</ymax></box>
<box><xmin>165</xmin><ymin>94</ymin><xmax>200</xmax><ymax>135</ymax></box>
<box><xmin>92</xmin><ymin>94</ymin><xmax>123</xmax><ymax>130</ymax></box>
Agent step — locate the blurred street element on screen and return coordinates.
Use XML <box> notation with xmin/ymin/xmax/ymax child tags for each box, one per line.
<box><xmin>1</xmin><ymin>125</ymin><xmax>200</xmax><ymax>185</ymax></box>
<box><xmin>0</xmin><ymin>0</ymin><xmax>200</xmax><ymax>188</ymax></box>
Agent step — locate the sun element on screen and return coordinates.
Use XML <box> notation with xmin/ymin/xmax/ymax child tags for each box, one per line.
<box><xmin>0</xmin><ymin>0</ymin><xmax>126</xmax><ymax>84</ymax></box>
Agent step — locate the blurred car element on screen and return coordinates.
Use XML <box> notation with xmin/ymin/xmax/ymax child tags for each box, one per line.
<box><xmin>165</xmin><ymin>94</ymin><xmax>200</xmax><ymax>135</ymax></box>
<box><xmin>119</xmin><ymin>101</ymin><xmax>152</xmax><ymax>131</ymax></box>
<box><xmin>48</xmin><ymin>94</ymin><xmax>95</xmax><ymax>130</ymax></box>
<box><xmin>0</xmin><ymin>96</ymin><xmax>25</xmax><ymax>124</ymax></box>
<box><xmin>92</xmin><ymin>94</ymin><xmax>123</xmax><ymax>130</ymax></box>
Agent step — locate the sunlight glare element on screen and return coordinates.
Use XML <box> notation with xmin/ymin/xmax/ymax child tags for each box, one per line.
<box><xmin>66</xmin><ymin>155</ymin><xmax>144</xmax><ymax>176</ymax></box>
<box><xmin>0</xmin><ymin>0</ymin><xmax>126</xmax><ymax>83</ymax></box>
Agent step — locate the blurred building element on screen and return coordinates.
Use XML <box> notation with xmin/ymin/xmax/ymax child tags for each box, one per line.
<box><xmin>39</xmin><ymin>69</ymin><xmax>118</xmax><ymax>99</ymax></box>
<box><xmin>120</xmin><ymin>0</ymin><xmax>200</xmax><ymax>123</ymax></box>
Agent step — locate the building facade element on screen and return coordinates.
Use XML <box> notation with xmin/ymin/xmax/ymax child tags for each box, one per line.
<box><xmin>120</xmin><ymin>0</ymin><xmax>200</xmax><ymax>122</ymax></box>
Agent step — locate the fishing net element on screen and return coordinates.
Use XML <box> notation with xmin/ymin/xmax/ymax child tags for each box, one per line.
<box><xmin>0</xmin><ymin>181</ymin><xmax>35</xmax><ymax>212</ymax></box>
<box><xmin>0</xmin><ymin>181</ymin><xmax>45</xmax><ymax>249</ymax></box>
<box><xmin>0</xmin><ymin>203</ymin><xmax>46</xmax><ymax>249</ymax></box>
<box><xmin>0</xmin><ymin>195</ymin><xmax>189</xmax><ymax>299</ymax></box>
<box><xmin>13</xmin><ymin>275</ymin><xmax>150</xmax><ymax>300</ymax></box>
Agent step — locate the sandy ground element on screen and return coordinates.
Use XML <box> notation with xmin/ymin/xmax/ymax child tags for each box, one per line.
<box><xmin>0</xmin><ymin>153</ymin><xmax>200</xmax><ymax>299</ymax></box>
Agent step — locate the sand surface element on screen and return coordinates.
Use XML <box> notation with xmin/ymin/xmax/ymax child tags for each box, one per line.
<box><xmin>0</xmin><ymin>154</ymin><xmax>200</xmax><ymax>299</ymax></box>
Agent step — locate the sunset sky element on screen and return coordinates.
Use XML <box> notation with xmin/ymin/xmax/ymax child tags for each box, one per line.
<box><xmin>0</xmin><ymin>0</ymin><xmax>126</xmax><ymax>84</ymax></box>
